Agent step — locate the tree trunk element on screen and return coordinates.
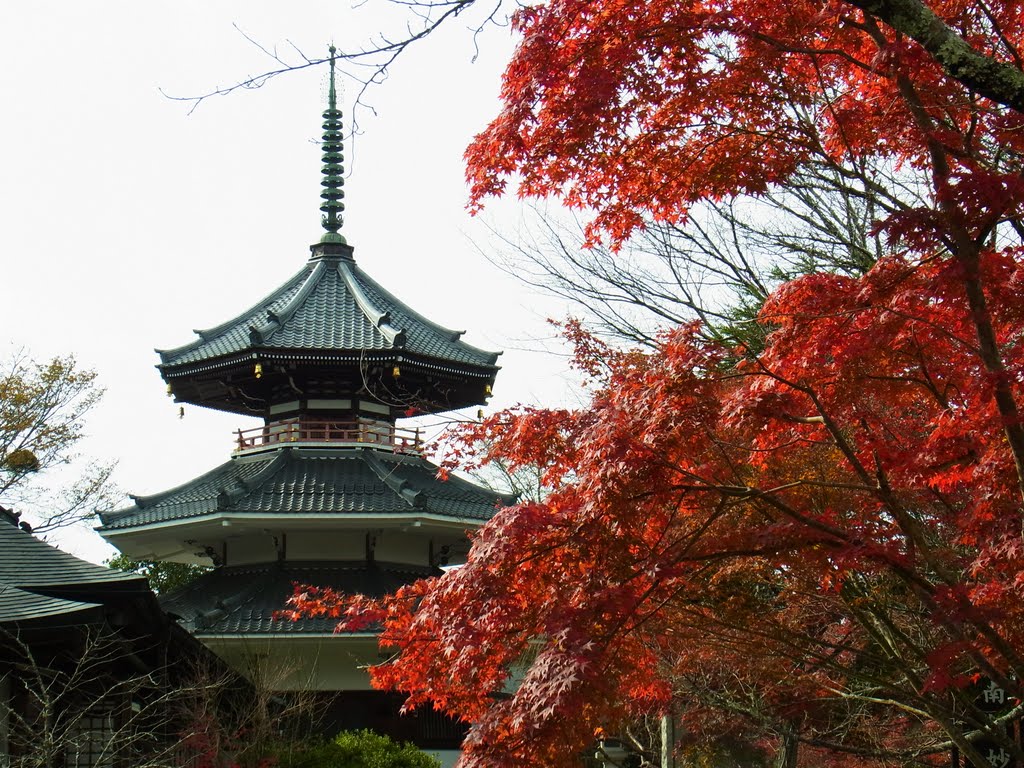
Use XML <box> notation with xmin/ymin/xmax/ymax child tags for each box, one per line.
<box><xmin>776</xmin><ymin>724</ymin><xmax>799</xmax><ymax>768</ymax></box>
<box><xmin>827</xmin><ymin>0</ymin><xmax>1022</xmax><ymax>111</ymax></box>
<box><xmin>661</xmin><ymin>712</ymin><xmax>676</xmax><ymax>768</ymax></box>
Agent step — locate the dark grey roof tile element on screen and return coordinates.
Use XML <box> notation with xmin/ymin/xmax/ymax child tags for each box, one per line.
<box><xmin>0</xmin><ymin>583</ymin><xmax>100</xmax><ymax>624</ymax></box>
<box><xmin>98</xmin><ymin>447</ymin><xmax>512</xmax><ymax>531</ymax></box>
<box><xmin>157</xmin><ymin>255</ymin><xmax>499</xmax><ymax>371</ymax></box>
<box><xmin>0</xmin><ymin>520</ymin><xmax>144</xmax><ymax>588</ymax></box>
<box><xmin>0</xmin><ymin>513</ymin><xmax>146</xmax><ymax>625</ymax></box>
<box><xmin>162</xmin><ymin>561</ymin><xmax>432</xmax><ymax>635</ymax></box>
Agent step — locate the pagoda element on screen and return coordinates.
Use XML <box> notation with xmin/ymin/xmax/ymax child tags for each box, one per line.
<box><xmin>98</xmin><ymin>50</ymin><xmax>512</xmax><ymax>754</ymax></box>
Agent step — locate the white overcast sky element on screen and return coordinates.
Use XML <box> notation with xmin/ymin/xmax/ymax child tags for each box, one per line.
<box><xmin>0</xmin><ymin>2</ymin><xmax>579</xmax><ymax>562</ymax></box>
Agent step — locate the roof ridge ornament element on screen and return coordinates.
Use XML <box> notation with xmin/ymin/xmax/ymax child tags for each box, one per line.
<box><xmin>319</xmin><ymin>45</ymin><xmax>346</xmax><ymax>245</ymax></box>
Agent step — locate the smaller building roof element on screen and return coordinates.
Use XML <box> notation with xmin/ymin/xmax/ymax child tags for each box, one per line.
<box><xmin>162</xmin><ymin>560</ymin><xmax>434</xmax><ymax>635</ymax></box>
<box><xmin>0</xmin><ymin>509</ymin><xmax>142</xmax><ymax>590</ymax></box>
<box><xmin>0</xmin><ymin>583</ymin><xmax>101</xmax><ymax>626</ymax></box>
<box><xmin>0</xmin><ymin>506</ymin><xmax>147</xmax><ymax>626</ymax></box>
<box><xmin>98</xmin><ymin>446</ymin><xmax>514</xmax><ymax>532</ymax></box>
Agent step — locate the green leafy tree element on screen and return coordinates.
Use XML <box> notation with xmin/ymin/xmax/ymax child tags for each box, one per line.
<box><xmin>106</xmin><ymin>554</ymin><xmax>209</xmax><ymax>595</ymax></box>
<box><xmin>276</xmin><ymin>730</ymin><xmax>441</xmax><ymax>768</ymax></box>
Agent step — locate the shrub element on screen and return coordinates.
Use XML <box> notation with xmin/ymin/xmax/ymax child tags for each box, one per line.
<box><xmin>276</xmin><ymin>729</ymin><xmax>441</xmax><ymax>768</ymax></box>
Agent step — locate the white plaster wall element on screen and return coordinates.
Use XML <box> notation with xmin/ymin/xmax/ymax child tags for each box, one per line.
<box><xmin>226</xmin><ymin>534</ymin><xmax>277</xmax><ymax>565</ymax></box>
<box><xmin>288</xmin><ymin>531</ymin><xmax>365</xmax><ymax>561</ymax></box>
<box><xmin>374</xmin><ymin>531</ymin><xmax>427</xmax><ymax>566</ymax></box>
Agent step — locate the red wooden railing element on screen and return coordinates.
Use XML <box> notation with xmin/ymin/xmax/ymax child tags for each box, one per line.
<box><xmin>234</xmin><ymin>418</ymin><xmax>423</xmax><ymax>453</ymax></box>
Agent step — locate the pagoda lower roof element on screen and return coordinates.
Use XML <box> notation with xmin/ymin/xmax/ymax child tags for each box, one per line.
<box><xmin>161</xmin><ymin>560</ymin><xmax>433</xmax><ymax>635</ymax></box>
<box><xmin>97</xmin><ymin>446</ymin><xmax>513</xmax><ymax>531</ymax></box>
<box><xmin>157</xmin><ymin>244</ymin><xmax>500</xmax><ymax>377</ymax></box>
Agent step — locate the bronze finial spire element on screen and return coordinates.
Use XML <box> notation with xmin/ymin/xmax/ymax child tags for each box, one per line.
<box><xmin>319</xmin><ymin>45</ymin><xmax>346</xmax><ymax>244</ymax></box>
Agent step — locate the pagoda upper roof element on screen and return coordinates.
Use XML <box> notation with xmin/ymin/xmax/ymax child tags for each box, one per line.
<box><xmin>161</xmin><ymin>560</ymin><xmax>433</xmax><ymax>635</ymax></box>
<box><xmin>157</xmin><ymin>244</ymin><xmax>500</xmax><ymax>378</ymax></box>
<box><xmin>97</xmin><ymin>445</ymin><xmax>513</xmax><ymax>532</ymax></box>
<box><xmin>156</xmin><ymin>54</ymin><xmax>501</xmax><ymax>416</ymax></box>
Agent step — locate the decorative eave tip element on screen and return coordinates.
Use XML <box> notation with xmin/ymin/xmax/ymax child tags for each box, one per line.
<box><xmin>319</xmin><ymin>45</ymin><xmax>346</xmax><ymax>245</ymax></box>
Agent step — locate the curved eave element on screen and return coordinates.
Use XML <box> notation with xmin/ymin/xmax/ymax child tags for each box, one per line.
<box><xmin>160</xmin><ymin>348</ymin><xmax>499</xmax><ymax>417</ymax></box>
<box><xmin>156</xmin><ymin>264</ymin><xmax>312</xmax><ymax>363</ymax></box>
<box><xmin>159</xmin><ymin>347</ymin><xmax>500</xmax><ymax>382</ymax></box>
<box><xmin>99</xmin><ymin>510</ymin><xmax>492</xmax><ymax>537</ymax></box>
<box><xmin>98</xmin><ymin>446</ymin><xmax>512</xmax><ymax>534</ymax></box>
<box><xmin>342</xmin><ymin>259</ymin><xmax>502</xmax><ymax>367</ymax></box>
<box><xmin>97</xmin><ymin>453</ymin><xmax>275</xmax><ymax>529</ymax></box>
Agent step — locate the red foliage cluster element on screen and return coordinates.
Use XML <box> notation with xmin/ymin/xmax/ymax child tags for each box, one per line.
<box><xmin>178</xmin><ymin>713</ymin><xmax>278</xmax><ymax>768</ymax></box>
<box><xmin>465</xmin><ymin>0</ymin><xmax>1024</xmax><ymax>247</ymax></box>
<box><xmin>288</xmin><ymin>0</ymin><xmax>1024</xmax><ymax>765</ymax></box>
<box><xmin>291</xmin><ymin>254</ymin><xmax>1024</xmax><ymax>765</ymax></box>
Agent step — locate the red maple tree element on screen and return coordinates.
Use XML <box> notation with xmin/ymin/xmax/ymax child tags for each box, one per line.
<box><xmin>289</xmin><ymin>1</ymin><xmax>1024</xmax><ymax>766</ymax></box>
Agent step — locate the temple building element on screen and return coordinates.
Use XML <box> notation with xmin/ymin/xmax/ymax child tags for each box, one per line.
<box><xmin>0</xmin><ymin>505</ymin><xmax>224</xmax><ymax>767</ymax></box>
<box><xmin>97</xmin><ymin>50</ymin><xmax>512</xmax><ymax>760</ymax></box>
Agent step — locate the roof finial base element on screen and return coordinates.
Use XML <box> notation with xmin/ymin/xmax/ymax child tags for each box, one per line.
<box><xmin>309</xmin><ymin>239</ymin><xmax>355</xmax><ymax>261</ymax></box>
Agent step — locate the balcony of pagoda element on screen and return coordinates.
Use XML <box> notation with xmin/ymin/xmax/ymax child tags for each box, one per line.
<box><xmin>233</xmin><ymin>417</ymin><xmax>424</xmax><ymax>455</ymax></box>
